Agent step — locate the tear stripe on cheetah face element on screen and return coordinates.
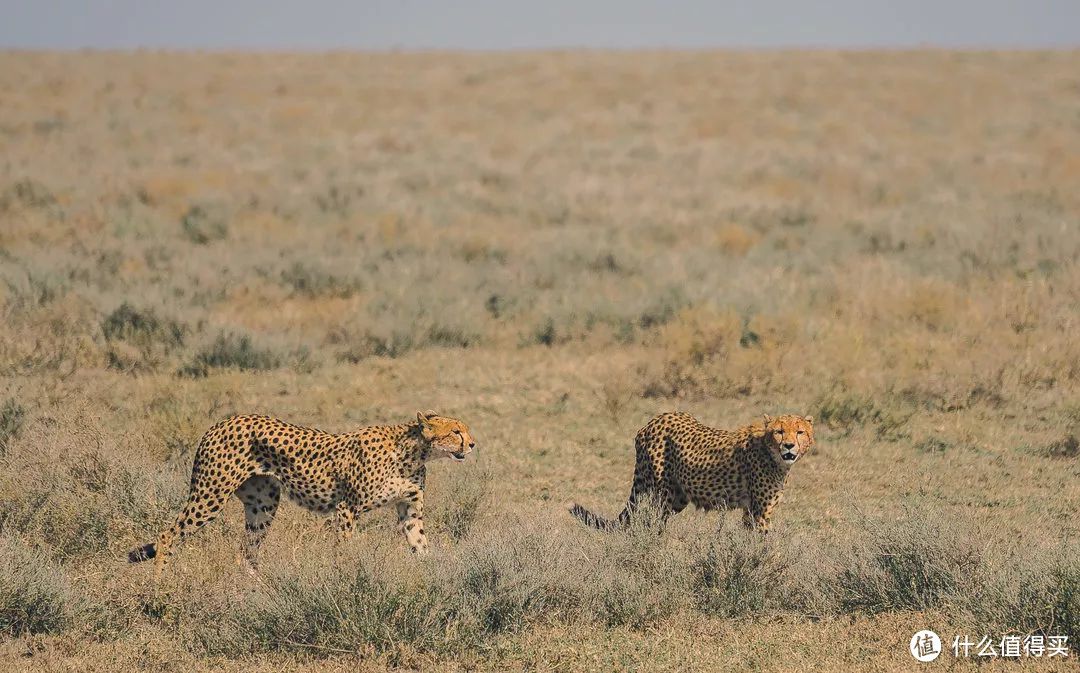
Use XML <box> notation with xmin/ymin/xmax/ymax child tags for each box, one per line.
<box><xmin>762</xmin><ymin>413</ymin><xmax>814</xmax><ymax>467</ymax></box>
<box><xmin>418</xmin><ymin>410</ymin><xmax>477</xmax><ymax>462</ymax></box>
<box><xmin>128</xmin><ymin>411</ymin><xmax>476</xmax><ymax>577</ymax></box>
<box><xmin>568</xmin><ymin>412</ymin><xmax>814</xmax><ymax>533</ymax></box>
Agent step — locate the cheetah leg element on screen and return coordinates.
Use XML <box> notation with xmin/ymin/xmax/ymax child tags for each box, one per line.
<box><xmin>654</xmin><ymin>485</ymin><xmax>677</xmax><ymax>527</ymax></box>
<box><xmin>153</xmin><ymin>488</ymin><xmax>231</xmax><ymax>579</ymax></box>
<box><xmin>395</xmin><ymin>491</ymin><xmax>427</xmax><ymax>554</ymax></box>
<box><xmin>236</xmin><ymin>476</ymin><xmax>281</xmax><ymax>574</ymax></box>
<box><xmin>151</xmin><ymin>456</ymin><xmax>252</xmax><ymax>579</ymax></box>
<box><xmin>613</xmin><ymin>467</ymin><xmax>652</xmax><ymax>528</ymax></box>
<box><xmin>741</xmin><ymin>507</ymin><xmax>761</xmax><ymax>531</ymax></box>
<box><xmin>668</xmin><ymin>484</ymin><xmax>689</xmax><ymax>518</ymax></box>
<box><xmin>743</xmin><ymin>490</ymin><xmax>782</xmax><ymax>533</ymax></box>
<box><xmin>334</xmin><ymin>501</ymin><xmax>355</xmax><ymax>542</ymax></box>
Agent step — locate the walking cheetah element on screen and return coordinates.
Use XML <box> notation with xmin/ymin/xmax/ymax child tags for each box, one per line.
<box><xmin>569</xmin><ymin>412</ymin><xmax>813</xmax><ymax>532</ymax></box>
<box><xmin>128</xmin><ymin>411</ymin><xmax>476</xmax><ymax>576</ymax></box>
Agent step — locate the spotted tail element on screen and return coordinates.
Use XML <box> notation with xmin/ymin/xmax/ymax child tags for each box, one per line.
<box><xmin>567</xmin><ymin>501</ymin><xmax>632</xmax><ymax>532</ymax></box>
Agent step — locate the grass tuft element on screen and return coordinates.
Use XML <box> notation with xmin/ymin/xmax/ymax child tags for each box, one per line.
<box><xmin>180</xmin><ymin>204</ymin><xmax>229</xmax><ymax>244</ymax></box>
<box><xmin>0</xmin><ymin>178</ymin><xmax>56</xmax><ymax>211</ymax></box>
<box><xmin>835</xmin><ymin>511</ymin><xmax>981</xmax><ymax>614</ymax></box>
<box><xmin>102</xmin><ymin>303</ymin><xmax>186</xmax><ymax>372</ymax></box>
<box><xmin>280</xmin><ymin>262</ymin><xmax>360</xmax><ymax>299</ymax></box>
<box><xmin>1037</xmin><ymin>434</ymin><xmax>1080</xmax><ymax>459</ymax></box>
<box><xmin>0</xmin><ymin>398</ymin><xmax>26</xmax><ymax>456</ymax></box>
<box><xmin>177</xmin><ymin>332</ymin><xmax>281</xmax><ymax>378</ymax></box>
<box><xmin>0</xmin><ymin>536</ymin><xmax>78</xmax><ymax>637</ymax></box>
<box><xmin>432</xmin><ymin>468</ymin><xmax>491</xmax><ymax>542</ymax></box>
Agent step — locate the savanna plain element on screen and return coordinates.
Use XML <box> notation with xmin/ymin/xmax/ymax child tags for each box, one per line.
<box><xmin>1</xmin><ymin>50</ymin><xmax>1079</xmax><ymax>672</ymax></box>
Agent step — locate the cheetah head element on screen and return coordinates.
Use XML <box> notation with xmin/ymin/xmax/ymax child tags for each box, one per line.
<box><xmin>762</xmin><ymin>414</ymin><xmax>814</xmax><ymax>468</ymax></box>
<box><xmin>417</xmin><ymin>411</ymin><xmax>476</xmax><ymax>462</ymax></box>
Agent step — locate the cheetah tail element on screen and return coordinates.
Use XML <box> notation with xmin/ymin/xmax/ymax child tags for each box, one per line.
<box><xmin>566</xmin><ymin>501</ymin><xmax>627</xmax><ymax>532</ymax></box>
<box><xmin>127</xmin><ymin>543</ymin><xmax>157</xmax><ymax>563</ymax></box>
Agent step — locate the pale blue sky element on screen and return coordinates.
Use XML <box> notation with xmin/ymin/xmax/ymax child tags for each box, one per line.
<box><xmin>2</xmin><ymin>0</ymin><xmax>1078</xmax><ymax>50</ymax></box>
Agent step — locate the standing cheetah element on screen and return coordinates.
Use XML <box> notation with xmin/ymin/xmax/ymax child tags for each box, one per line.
<box><xmin>129</xmin><ymin>411</ymin><xmax>476</xmax><ymax>576</ymax></box>
<box><xmin>569</xmin><ymin>412</ymin><xmax>813</xmax><ymax>532</ymax></box>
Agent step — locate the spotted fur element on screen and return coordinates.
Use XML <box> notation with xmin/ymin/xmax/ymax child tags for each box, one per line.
<box><xmin>129</xmin><ymin>411</ymin><xmax>475</xmax><ymax>576</ymax></box>
<box><xmin>569</xmin><ymin>412</ymin><xmax>813</xmax><ymax>532</ymax></box>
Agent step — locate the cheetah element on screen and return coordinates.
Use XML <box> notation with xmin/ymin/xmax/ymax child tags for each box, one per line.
<box><xmin>128</xmin><ymin>411</ymin><xmax>476</xmax><ymax>576</ymax></box>
<box><xmin>569</xmin><ymin>412</ymin><xmax>813</xmax><ymax>532</ymax></box>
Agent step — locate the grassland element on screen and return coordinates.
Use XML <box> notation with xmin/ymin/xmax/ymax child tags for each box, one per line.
<box><xmin>1</xmin><ymin>50</ymin><xmax>1079</xmax><ymax>672</ymax></box>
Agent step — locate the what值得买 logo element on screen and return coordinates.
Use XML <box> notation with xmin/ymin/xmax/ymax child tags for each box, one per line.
<box><xmin>910</xmin><ymin>630</ymin><xmax>942</xmax><ymax>662</ymax></box>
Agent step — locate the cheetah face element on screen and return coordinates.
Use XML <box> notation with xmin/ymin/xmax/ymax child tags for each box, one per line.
<box><xmin>763</xmin><ymin>414</ymin><xmax>814</xmax><ymax>467</ymax></box>
<box><xmin>417</xmin><ymin>411</ymin><xmax>476</xmax><ymax>462</ymax></box>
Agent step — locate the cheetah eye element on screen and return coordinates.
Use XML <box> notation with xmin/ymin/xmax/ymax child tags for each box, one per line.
<box><xmin>797</xmin><ymin>430</ymin><xmax>805</xmax><ymax>435</ymax></box>
<box><xmin>453</xmin><ymin>429</ymin><xmax>462</xmax><ymax>435</ymax></box>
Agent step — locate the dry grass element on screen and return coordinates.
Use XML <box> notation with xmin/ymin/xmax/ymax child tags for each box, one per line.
<box><xmin>1</xmin><ymin>49</ymin><xmax>1079</xmax><ymax>671</ymax></box>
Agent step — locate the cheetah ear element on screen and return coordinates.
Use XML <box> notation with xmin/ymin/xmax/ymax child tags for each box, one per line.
<box><xmin>417</xmin><ymin>411</ymin><xmax>437</xmax><ymax>439</ymax></box>
<box><xmin>803</xmin><ymin>415</ymin><xmax>814</xmax><ymax>425</ymax></box>
<box><xmin>423</xmin><ymin>409</ymin><xmax>439</xmax><ymax>419</ymax></box>
<box><xmin>762</xmin><ymin>414</ymin><xmax>773</xmax><ymax>426</ymax></box>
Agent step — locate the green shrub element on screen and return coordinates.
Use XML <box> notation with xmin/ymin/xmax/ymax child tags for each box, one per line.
<box><xmin>636</xmin><ymin>288</ymin><xmax>687</xmax><ymax>331</ymax></box>
<box><xmin>102</xmin><ymin>303</ymin><xmax>185</xmax><ymax>347</ymax></box>
<box><xmin>0</xmin><ymin>426</ymin><xmax>186</xmax><ymax>561</ymax></box>
<box><xmin>0</xmin><ymin>178</ymin><xmax>56</xmax><ymax>211</ymax></box>
<box><xmin>451</xmin><ymin>541</ymin><xmax>552</xmax><ymax>635</ymax></box>
<box><xmin>205</xmin><ymin>565</ymin><xmax>449</xmax><ymax>658</ymax></box>
<box><xmin>915</xmin><ymin>437</ymin><xmax>951</xmax><ymax>454</ymax></box>
<box><xmin>532</xmin><ymin>318</ymin><xmax>558</xmax><ymax>347</ymax></box>
<box><xmin>336</xmin><ymin>324</ymin><xmax>479</xmax><ymax>363</ymax></box>
<box><xmin>280</xmin><ymin>262</ymin><xmax>360</xmax><ymax>299</ymax></box>
<box><xmin>336</xmin><ymin>332</ymin><xmax>414</xmax><ymax>362</ymax></box>
<box><xmin>959</xmin><ymin>545</ymin><xmax>1080</xmax><ymax>652</ymax></box>
<box><xmin>1037</xmin><ymin>434</ymin><xmax>1080</xmax><ymax>459</ymax></box>
<box><xmin>432</xmin><ymin>468</ymin><xmax>491</xmax><ymax>542</ymax></box>
<box><xmin>0</xmin><ymin>536</ymin><xmax>78</xmax><ymax>636</ymax></box>
<box><xmin>102</xmin><ymin>303</ymin><xmax>186</xmax><ymax>371</ymax></box>
<box><xmin>313</xmin><ymin>183</ymin><xmax>363</xmax><ymax>217</ymax></box>
<box><xmin>0</xmin><ymin>397</ymin><xmax>26</xmax><ymax>456</ymax></box>
<box><xmin>692</xmin><ymin>526</ymin><xmax>792</xmax><ymax>618</ymax></box>
<box><xmin>1</xmin><ymin>271</ymin><xmax>68</xmax><ymax>312</ymax></box>
<box><xmin>180</xmin><ymin>204</ymin><xmax>228</xmax><ymax>244</ymax></box>
<box><xmin>178</xmin><ymin>333</ymin><xmax>281</xmax><ymax>378</ymax></box>
<box><xmin>589</xmin><ymin>499</ymin><xmax>687</xmax><ymax>629</ymax></box>
<box><xmin>814</xmin><ymin>389</ymin><xmax>912</xmax><ymax>440</ymax></box>
<box><xmin>1052</xmin><ymin>565</ymin><xmax>1080</xmax><ymax>653</ymax></box>
<box><xmin>835</xmin><ymin>512</ymin><xmax>981</xmax><ymax>614</ymax></box>
<box><xmin>426</xmin><ymin>325</ymin><xmax>477</xmax><ymax>349</ymax></box>
<box><xmin>815</xmin><ymin>389</ymin><xmax>878</xmax><ymax>430</ymax></box>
